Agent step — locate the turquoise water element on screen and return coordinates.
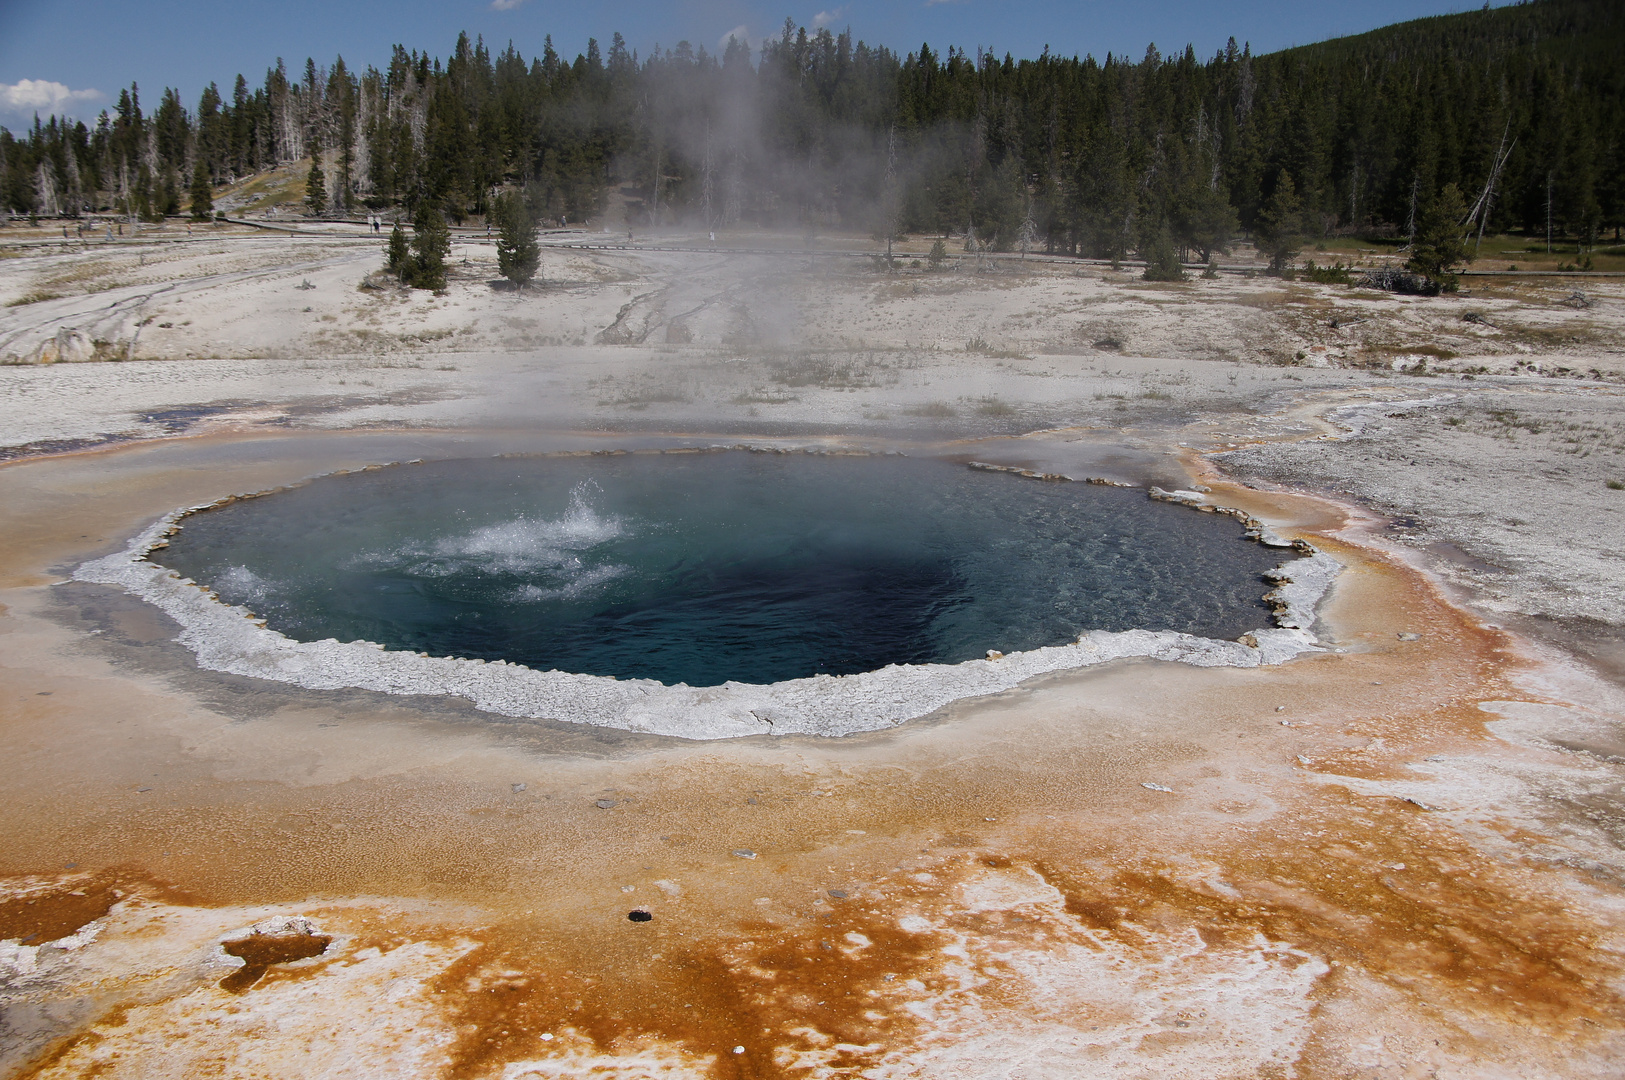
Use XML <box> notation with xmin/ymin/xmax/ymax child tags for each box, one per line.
<box><xmin>154</xmin><ymin>452</ymin><xmax>1294</xmax><ymax>686</ymax></box>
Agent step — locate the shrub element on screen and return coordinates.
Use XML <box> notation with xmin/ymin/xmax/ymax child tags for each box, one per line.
<box><xmin>1303</xmin><ymin>260</ymin><xmax>1353</xmax><ymax>284</ymax></box>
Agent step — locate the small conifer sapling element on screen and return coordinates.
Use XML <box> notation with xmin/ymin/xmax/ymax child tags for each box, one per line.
<box><xmin>495</xmin><ymin>192</ymin><xmax>540</xmax><ymax>289</ymax></box>
<box><xmin>386</xmin><ymin>222</ymin><xmax>411</xmax><ymax>283</ymax></box>
<box><xmin>410</xmin><ymin>204</ymin><xmax>451</xmax><ymax>291</ymax></box>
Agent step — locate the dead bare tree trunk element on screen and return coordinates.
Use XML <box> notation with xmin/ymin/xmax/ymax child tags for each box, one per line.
<box><xmin>883</xmin><ymin>124</ymin><xmax>898</xmax><ymax>266</ymax></box>
<box><xmin>700</xmin><ymin>130</ymin><xmax>715</xmax><ymax>229</ymax></box>
<box><xmin>1405</xmin><ymin>174</ymin><xmax>1419</xmax><ymax>249</ymax></box>
<box><xmin>1466</xmin><ymin>121</ymin><xmax>1515</xmax><ymax>256</ymax></box>
<box><xmin>1546</xmin><ymin>173</ymin><xmax>1554</xmax><ymax>253</ymax></box>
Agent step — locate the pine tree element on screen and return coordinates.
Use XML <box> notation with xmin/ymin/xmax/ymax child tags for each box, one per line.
<box><xmin>1407</xmin><ymin>183</ymin><xmax>1470</xmax><ymax>290</ymax></box>
<box><xmin>157</xmin><ymin>166</ymin><xmax>181</xmax><ymax>217</ymax></box>
<box><xmin>305</xmin><ymin>135</ymin><xmax>327</xmax><ymax>217</ymax></box>
<box><xmin>1141</xmin><ymin>224</ymin><xmax>1187</xmax><ymax>281</ymax></box>
<box><xmin>189</xmin><ymin>161</ymin><xmax>213</xmax><ymax>221</ymax></box>
<box><xmin>494</xmin><ymin>192</ymin><xmax>539</xmax><ymax>289</ymax></box>
<box><xmin>1174</xmin><ymin>183</ymin><xmax>1238</xmax><ymax>263</ymax></box>
<box><xmin>6</xmin><ymin>3</ymin><xmax>1624</xmax><ymax>252</ymax></box>
<box><xmin>333</xmin><ymin>56</ymin><xmax>355</xmax><ymax>214</ymax></box>
<box><xmin>410</xmin><ymin>203</ymin><xmax>451</xmax><ymax>291</ymax></box>
<box><xmin>1255</xmin><ymin>174</ymin><xmax>1303</xmax><ymax>275</ymax></box>
<box><xmin>386</xmin><ymin>222</ymin><xmax>411</xmax><ymax>282</ymax></box>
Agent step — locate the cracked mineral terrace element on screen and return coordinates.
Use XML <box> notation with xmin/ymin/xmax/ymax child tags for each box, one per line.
<box><xmin>2</xmin><ymin>227</ymin><xmax>1623</xmax><ymax>1078</ymax></box>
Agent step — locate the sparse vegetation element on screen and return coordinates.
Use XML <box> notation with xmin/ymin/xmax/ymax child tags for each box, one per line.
<box><xmin>769</xmin><ymin>352</ymin><xmax>885</xmax><ymax>389</ymax></box>
<box><xmin>1302</xmin><ymin>260</ymin><xmax>1353</xmax><ymax>284</ymax></box>
<box><xmin>601</xmin><ymin>388</ymin><xmax>690</xmax><ymax>409</ymax></box>
<box><xmin>6</xmin><ymin>291</ymin><xmax>64</xmax><ymax>307</ymax></box>
<box><xmin>731</xmin><ymin>389</ymin><xmax>799</xmax><ymax>405</ymax></box>
<box><xmin>965</xmin><ymin>336</ymin><xmax>1029</xmax><ymax>359</ymax></box>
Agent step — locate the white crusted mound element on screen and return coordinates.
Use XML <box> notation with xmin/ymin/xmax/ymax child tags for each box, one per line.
<box><xmin>73</xmin><ymin>506</ymin><xmax>1341</xmax><ymax>741</ymax></box>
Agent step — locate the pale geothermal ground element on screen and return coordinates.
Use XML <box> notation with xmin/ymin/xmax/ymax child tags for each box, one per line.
<box><xmin>2</xmin><ymin>217</ymin><xmax>1625</xmax><ymax>1079</ymax></box>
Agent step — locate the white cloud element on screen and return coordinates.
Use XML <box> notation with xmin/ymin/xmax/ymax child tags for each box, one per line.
<box><xmin>489</xmin><ymin>0</ymin><xmax>524</xmax><ymax>9</ymax></box>
<box><xmin>811</xmin><ymin>6</ymin><xmax>847</xmax><ymax>29</ymax></box>
<box><xmin>0</xmin><ymin>79</ymin><xmax>102</xmax><ymax>119</ymax></box>
<box><xmin>719</xmin><ymin>24</ymin><xmax>751</xmax><ymax>51</ymax></box>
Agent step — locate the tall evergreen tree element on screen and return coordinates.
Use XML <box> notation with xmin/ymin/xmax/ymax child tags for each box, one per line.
<box><xmin>157</xmin><ymin>166</ymin><xmax>181</xmax><ymax>217</ymax></box>
<box><xmin>305</xmin><ymin>134</ymin><xmax>326</xmax><ymax>216</ymax></box>
<box><xmin>332</xmin><ymin>56</ymin><xmax>356</xmax><ymax>213</ymax></box>
<box><xmin>189</xmin><ymin>160</ymin><xmax>213</xmax><ymax>220</ymax></box>
<box><xmin>1407</xmin><ymin>183</ymin><xmax>1470</xmax><ymax>290</ymax></box>
<box><xmin>1254</xmin><ymin>173</ymin><xmax>1303</xmax><ymax>275</ymax></box>
<box><xmin>3</xmin><ymin>0</ymin><xmax>1621</xmax><ymax>263</ymax></box>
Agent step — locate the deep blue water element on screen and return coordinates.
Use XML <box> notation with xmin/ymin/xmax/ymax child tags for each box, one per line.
<box><xmin>153</xmin><ymin>452</ymin><xmax>1294</xmax><ymax>686</ymax></box>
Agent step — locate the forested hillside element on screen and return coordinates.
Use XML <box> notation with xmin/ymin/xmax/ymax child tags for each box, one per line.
<box><xmin>2</xmin><ymin>0</ymin><xmax>1620</xmax><ymax>260</ymax></box>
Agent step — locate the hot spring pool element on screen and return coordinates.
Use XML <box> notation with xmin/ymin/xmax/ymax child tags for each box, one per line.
<box><xmin>148</xmin><ymin>451</ymin><xmax>1298</xmax><ymax>688</ymax></box>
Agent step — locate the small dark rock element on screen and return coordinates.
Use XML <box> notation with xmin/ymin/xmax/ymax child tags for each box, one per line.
<box><xmin>628</xmin><ymin>909</ymin><xmax>653</xmax><ymax>923</ymax></box>
<box><xmin>595</xmin><ymin>799</ymin><xmax>617</xmax><ymax>809</ymax></box>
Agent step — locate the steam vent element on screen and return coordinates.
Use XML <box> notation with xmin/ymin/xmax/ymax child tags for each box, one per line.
<box><xmin>4</xmin><ymin>1</ymin><xmax>1625</xmax><ymax>1076</ymax></box>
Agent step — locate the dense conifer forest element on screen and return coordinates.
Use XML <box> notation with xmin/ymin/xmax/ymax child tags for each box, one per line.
<box><xmin>2</xmin><ymin>0</ymin><xmax>1620</xmax><ymax>261</ymax></box>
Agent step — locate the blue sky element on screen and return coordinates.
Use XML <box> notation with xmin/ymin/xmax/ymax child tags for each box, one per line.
<box><xmin>1</xmin><ymin>0</ymin><xmax>1502</xmax><ymax>127</ymax></box>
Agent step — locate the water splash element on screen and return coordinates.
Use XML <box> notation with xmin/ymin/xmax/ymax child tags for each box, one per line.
<box><xmin>349</xmin><ymin>480</ymin><xmax>629</xmax><ymax>594</ymax></box>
